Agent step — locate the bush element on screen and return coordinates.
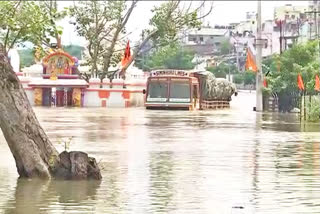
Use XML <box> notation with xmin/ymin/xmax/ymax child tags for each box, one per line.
<box><xmin>207</xmin><ymin>66</ymin><xmax>227</xmax><ymax>78</ymax></box>
<box><xmin>135</xmin><ymin>43</ymin><xmax>195</xmax><ymax>71</ymax></box>
<box><xmin>233</xmin><ymin>73</ymin><xmax>244</xmax><ymax>84</ymax></box>
<box><xmin>243</xmin><ymin>71</ymin><xmax>256</xmax><ymax>85</ymax></box>
<box><xmin>307</xmin><ymin>97</ymin><xmax>320</xmax><ymax>122</ymax></box>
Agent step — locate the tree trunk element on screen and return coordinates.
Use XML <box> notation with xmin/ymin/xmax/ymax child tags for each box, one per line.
<box><xmin>0</xmin><ymin>48</ymin><xmax>101</xmax><ymax>180</ymax></box>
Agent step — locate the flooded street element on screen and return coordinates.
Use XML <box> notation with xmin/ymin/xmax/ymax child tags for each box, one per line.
<box><xmin>0</xmin><ymin>91</ymin><xmax>320</xmax><ymax>214</ymax></box>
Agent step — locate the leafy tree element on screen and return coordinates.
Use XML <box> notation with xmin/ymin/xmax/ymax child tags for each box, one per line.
<box><xmin>219</xmin><ymin>39</ymin><xmax>232</xmax><ymax>55</ymax></box>
<box><xmin>135</xmin><ymin>43</ymin><xmax>195</xmax><ymax>71</ymax></box>
<box><xmin>265</xmin><ymin>40</ymin><xmax>319</xmax><ymax>95</ymax></box>
<box><xmin>243</xmin><ymin>71</ymin><xmax>256</xmax><ymax>85</ymax></box>
<box><xmin>120</xmin><ymin>1</ymin><xmax>213</xmax><ymax>77</ymax></box>
<box><xmin>0</xmin><ymin>1</ymin><xmax>101</xmax><ymax>180</ymax></box>
<box><xmin>263</xmin><ymin>40</ymin><xmax>319</xmax><ymax>112</ymax></box>
<box><xmin>18</xmin><ymin>49</ymin><xmax>35</xmax><ymax>68</ymax></box>
<box><xmin>0</xmin><ymin>1</ymin><xmax>66</xmax><ymax>54</ymax></box>
<box><xmin>69</xmin><ymin>1</ymin><xmax>137</xmax><ymax>79</ymax></box>
<box><xmin>63</xmin><ymin>45</ymin><xmax>84</xmax><ymax>60</ymax></box>
<box><xmin>206</xmin><ymin>62</ymin><xmax>237</xmax><ymax>78</ymax></box>
<box><xmin>233</xmin><ymin>73</ymin><xmax>244</xmax><ymax>84</ymax></box>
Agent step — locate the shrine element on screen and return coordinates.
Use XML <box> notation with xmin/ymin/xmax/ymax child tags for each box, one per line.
<box><xmin>18</xmin><ymin>48</ymin><xmax>147</xmax><ymax>108</ymax></box>
<box><xmin>27</xmin><ymin>49</ymin><xmax>88</xmax><ymax>107</ymax></box>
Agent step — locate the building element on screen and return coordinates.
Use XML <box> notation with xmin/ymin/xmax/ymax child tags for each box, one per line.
<box><xmin>306</xmin><ymin>1</ymin><xmax>320</xmax><ymax>40</ymax></box>
<box><xmin>182</xmin><ymin>25</ymin><xmax>232</xmax><ymax>54</ymax></box>
<box><xmin>274</xmin><ymin>4</ymin><xmax>308</xmax><ymax>21</ymax></box>
<box><xmin>233</xmin><ymin>11</ymin><xmax>257</xmax><ymax>37</ymax></box>
<box><xmin>230</xmin><ymin>4</ymin><xmax>309</xmax><ymax>70</ymax></box>
<box><xmin>18</xmin><ymin>49</ymin><xmax>147</xmax><ymax>108</ymax></box>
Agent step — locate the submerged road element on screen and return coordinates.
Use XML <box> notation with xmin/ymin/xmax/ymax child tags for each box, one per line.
<box><xmin>0</xmin><ymin>91</ymin><xmax>319</xmax><ymax>213</ymax></box>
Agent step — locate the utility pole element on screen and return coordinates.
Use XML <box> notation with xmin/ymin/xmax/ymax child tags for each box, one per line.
<box><xmin>255</xmin><ymin>0</ymin><xmax>263</xmax><ymax>112</ymax></box>
<box><xmin>305</xmin><ymin>7</ymin><xmax>320</xmax><ymax>74</ymax></box>
<box><xmin>279</xmin><ymin>20</ymin><xmax>283</xmax><ymax>54</ymax></box>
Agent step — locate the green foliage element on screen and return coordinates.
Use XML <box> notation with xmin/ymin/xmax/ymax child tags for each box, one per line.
<box><xmin>136</xmin><ymin>43</ymin><xmax>195</xmax><ymax>71</ymax></box>
<box><xmin>243</xmin><ymin>71</ymin><xmax>256</xmax><ymax>85</ymax></box>
<box><xmin>18</xmin><ymin>49</ymin><xmax>35</xmax><ymax>68</ymax></box>
<box><xmin>307</xmin><ymin>97</ymin><xmax>320</xmax><ymax>122</ymax></box>
<box><xmin>233</xmin><ymin>73</ymin><xmax>244</xmax><ymax>84</ymax></box>
<box><xmin>263</xmin><ymin>40</ymin><xmax>320</xmax><ymax>112</ymax></box>
<box><xmin>206</xmin><ymin>63</ymin><xmax>237</xmax><ymax>78</ymax></box>
<box><xmin>63</xmin><ymin>45</ymin><xmax>84</xmax><ymax>59</ymax></box>
<box><xmin>69</xmin><ymin>1</ymin><xmax>128</xmax><ymax>76</ymax></box>
<box><xmin>265</xmin><ymin>40</ymin><xmax>319</xmax><ymax>95</ymax></box>
<box><xmin>148</xmin><ymin>2</ymin><xmax>202</xmax><ymax>47</ymax></box>
<box><xmin>57</xmin><ymin>136</ymin><xmax>74</xmax><ymax>152</ymax></box>
<box><xmin>220</xmin><ymin>39</ymin><xmax>232</xmax><ymax>55</ymax></box>
<box><xmin>0</xmin><ymin>1</ymin><xmax>66</xmax><ymax>52</ymax></box>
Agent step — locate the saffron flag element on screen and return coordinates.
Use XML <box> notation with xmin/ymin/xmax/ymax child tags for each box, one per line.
<box><xmin>315</xmin><ymin>74</ymin><xmax>320</xmax><ymax>91</ymax></box>
<box><xmin>263</xmin><ymin>78</ymin><xmax>268</xmax><ymax>88</ymax></box>
<box><xmin>297</xmin><ymin>74</ymin><xmax>304</xmax><ymax>91</ymax></box>
<box><xmin>245</xmin><ymin>47</ymin><xmax>257</xmax><ymax>72</ymax></box>
<box><xmin>121</xmin><ymin>41</ymin><xmax>131</xmax><ymax>66</ymax></box>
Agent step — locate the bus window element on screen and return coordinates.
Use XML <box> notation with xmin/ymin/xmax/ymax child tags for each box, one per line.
<box><xmin>169</xmin><ymin>80</ymin><xmax>190</xmax><ymax>103</ymax></box>
<box><xmin>147</xmin><ymin>81</ymin><xmax>168</xmax><ymax>102</ymax></box>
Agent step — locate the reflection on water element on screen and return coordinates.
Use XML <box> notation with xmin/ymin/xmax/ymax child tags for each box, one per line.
<box><xmin>3</xmin><ymin>179</ymin><xmax>100</xmax><ymax>214</ymax></box>
<box><xmin>0</xmin><ymin>91</ymin><xmax>320</xmax><ymax>213</ymax></box>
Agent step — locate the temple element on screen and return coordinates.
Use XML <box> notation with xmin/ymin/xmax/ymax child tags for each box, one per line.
<box><xmin>17</xmin><ymin>48</ymin><xmax>147</xmax><ymax>108</ymax></box>
<box><xmin>27</xmin><ymin>49</ymin><xmax>87</xmax><ymax>107</ymax></box>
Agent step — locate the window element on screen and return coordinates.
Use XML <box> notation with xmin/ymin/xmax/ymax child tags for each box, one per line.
<box><xmin>200</xmin><ymin>36</ymin><xmax>204</xmax><ymax>42</ymax></box>
<box><xmin>147</xmin><ymin>80</ymin><xmax>168</xmax><ymax>102</ymax></box>
<box><xmin>169</xmin><ymin>80</ymin><xmax>190</xmax><ymax>103</ymax></box>
<box><xmin>188</xmin><ymin>35</ymin><xmax>196</xmax><ymax>42</ymax></box>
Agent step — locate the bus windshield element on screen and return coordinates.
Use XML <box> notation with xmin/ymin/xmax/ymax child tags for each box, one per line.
<box><xmin>169</xmin><ymin>80</ymin><xmax>190</xmax><ymax>103</ymax></box>
<box><xmin>147</xmin><ymin>80</ymin><xmax>168</xmax><ymax>102</ymax></box>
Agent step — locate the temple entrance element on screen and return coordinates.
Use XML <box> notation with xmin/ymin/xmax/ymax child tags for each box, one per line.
<box><xmin>56</xmin><ymin>89</ymin><xmax>64</xmax><ymax>107</ymax></box>
<box><xmin>56</xmin><ymin>88</ymin><xmax>73</xmax><ymax>107</ymax></box>
<box><xmin>42</xmin><ymin>88</ymin><xmax>52</xmax><ymax>106</ymax></box>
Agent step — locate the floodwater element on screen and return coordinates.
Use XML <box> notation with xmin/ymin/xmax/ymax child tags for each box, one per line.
<box><xmin>0</xmin><ymin>91</ymin><xmax>320</xmax><ymax>214</ymax></box>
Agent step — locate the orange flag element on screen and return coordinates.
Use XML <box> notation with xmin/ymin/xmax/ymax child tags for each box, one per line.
<box><xmin>315</xmin><ymin>74</ymin><xmax>320</xmax><ymax>91</ymax></box>
<box><xmin>245</xmin><ymin>48</ymin><xmax>257</xmax><ymax>72</ymax></box>
<box><xmin>121</xmin><ymin>41</ymin><xmax>131</xmax><ymax>66</ymax></box>
<box><xmin>297</xmin><ymin>74</ymin><xmax>304</xmax><ymax>91</ymax></box>
<box><xmin>263</xmin><ymin>78</ymin><xmax>268</xmax><ymax>88</ymax></box>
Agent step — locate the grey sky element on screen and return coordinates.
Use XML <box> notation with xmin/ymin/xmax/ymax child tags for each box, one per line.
<box><xmin>59</xmin><ymin>1</ymin><xmax>308</xmax><ymax>46</ymax></box>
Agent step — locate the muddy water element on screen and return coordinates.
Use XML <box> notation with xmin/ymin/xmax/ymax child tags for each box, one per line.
<box><xmin>0</xmin><ymin>91</ymin><xmax>319</xmax><ymax>214</ymax></box>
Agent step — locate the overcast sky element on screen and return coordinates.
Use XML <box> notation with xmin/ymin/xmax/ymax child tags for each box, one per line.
<box><xmin>58</xmin><ymin>1</ymin><xmax>308</xmax><ymax>46</ymax></box>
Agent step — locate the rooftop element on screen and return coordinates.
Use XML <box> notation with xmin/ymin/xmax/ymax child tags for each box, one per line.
<box><xmin>187</xmin><ymin>27</ymin><xmax>229</xmax><ymax>37</ymax></box>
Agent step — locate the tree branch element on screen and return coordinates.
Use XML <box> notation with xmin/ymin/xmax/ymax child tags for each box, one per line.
<box><xmin>102</xmin><ymin>0</ymin><xmax>137</xmax><ymax>73</ymax></box>
<box><xmin>119</xmin><ymin>29</ymin><xmax>158</xmax><ymax>77</ymax></box>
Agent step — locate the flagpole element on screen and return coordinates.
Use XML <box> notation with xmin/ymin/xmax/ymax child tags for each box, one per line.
<box><xmin>255</xmin><ymin>0</ymin><xmax>263</xmax><ymax>112</ymax></box>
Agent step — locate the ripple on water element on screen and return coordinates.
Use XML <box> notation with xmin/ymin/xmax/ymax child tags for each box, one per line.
<box><xmin>0</xmin><ymin>93</ymin><xmax>319</xmax><ymax>213</ymax></box>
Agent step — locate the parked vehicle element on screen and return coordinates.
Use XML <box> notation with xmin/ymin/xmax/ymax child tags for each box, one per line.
<box><xmin>143</xmin><ymin>69</ymin><xmax>237</xmax><ymax>110</ymax></box>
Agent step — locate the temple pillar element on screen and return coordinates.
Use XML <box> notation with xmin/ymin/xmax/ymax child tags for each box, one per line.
<box><xmin>51</xmin><ymin>87</ymin><xmax>56</xmax><ymax>107</ymax></box>
<box><xmin>34</xmin><ymin>88</ymin><xmax>43</xmax><ymax>106</ymax></box>
<box><xmin>81</xmin><ymin>89</ymin><xmax>85</xmax><ymax>107</ymax></box>
<box><xmin>64</xmin><ymin>88</ymin><xmax>68</xmax><ymax>107</ymax></box>
<box><xmin>72</xmin><ymin>88</ymin><xmax>81</xmax><ymax>107</ymax></box>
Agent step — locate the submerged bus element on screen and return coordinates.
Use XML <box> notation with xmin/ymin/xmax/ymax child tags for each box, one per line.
<box><xmin>144</xmin><ymin>70</ymin><xmax>200</xmax><ymax>110</ymax></box>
